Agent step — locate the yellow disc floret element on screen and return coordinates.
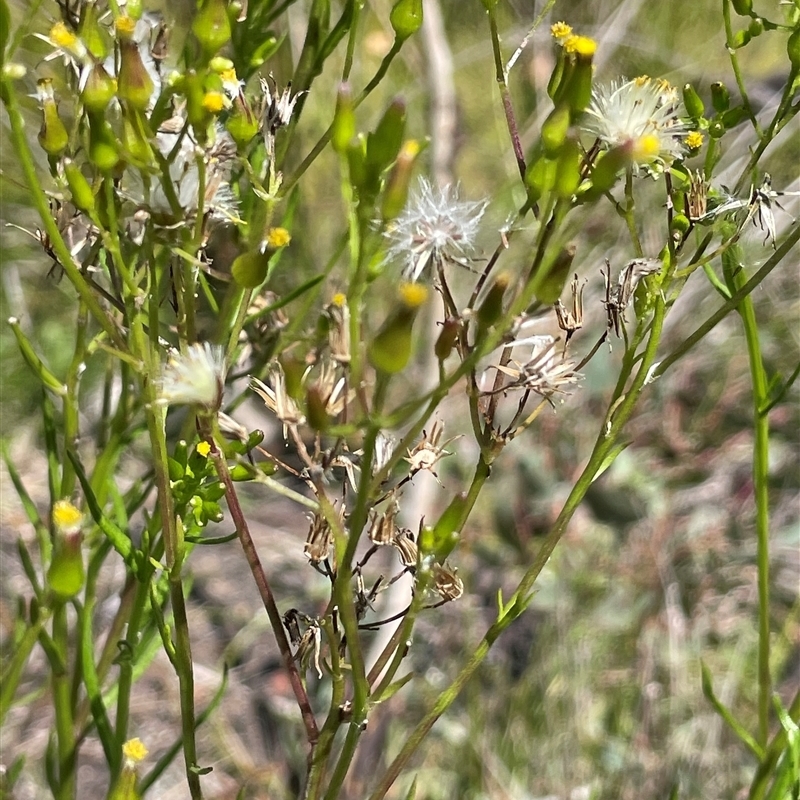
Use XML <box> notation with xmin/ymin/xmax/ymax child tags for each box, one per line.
<box><xmin>685</xmin><ymin>131</ymin><xmax>704</xmax><ymax>149</ymax></box>
<box><xmin>551</xmin><ymin>22</ymin><xmax>573</xmax><ymax>41</ymax></box>
<box><xmin>399</xmin><ymin>282</ymin><xmax>429</xmax><ymax>308</ymax></box>
<box><xmin>122</xmin><ymin>738</ymin><xmax>148</xmax><ymax>764</ymax></box>
<box><xmin>53</xmin><ymin>499</ymin><xmax>83</xmax><ymax>534</ymax></box>
<box><xmin>267</xmin><ymin>227</ymin><xmax>291</xmax><ymax>249</ymax></box>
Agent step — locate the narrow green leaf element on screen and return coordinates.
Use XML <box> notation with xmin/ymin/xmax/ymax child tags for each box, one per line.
<box><xmin>373</xmin><ymin>670</ymin><xmax>413</xmax><ymax>703</ymax></box>
<box><xmin>701</xmin><ymin>660</ymin><xmax>764</xmax><ymax>759</ymax></box>
<box><xmin>0</xmin><ymin>0</ymin><xmax>11</xmax><ymax>66</ymax></box>
<box><xmin>67</xmin><ymin>450</ymin><xmax>136</xmax><ymax>569</ymax></box>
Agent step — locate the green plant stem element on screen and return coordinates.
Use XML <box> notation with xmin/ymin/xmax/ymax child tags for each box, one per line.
<box><xmin>0</xmin><ymin>79</ymin><xmax>125</xmax><ymax>349</ymax></box>
<box><xmin>168</xmin><ymin>574</ymin><xmax>203</xmax><ymax>799</ymax></box>
<box><xmin>722</xmin><ymin>0</ymin><xmax>762</xmax><ymax>137</ymax></box>
<box><xmin>731</xmin><ymin>265</ymin><xmax>772</xmax><ymax>747</ymax></box>
<box><xmin>749</xmin><ymin>689</ymin><xmax>800</xmax><ymax>800</ymax></box>
<box><xmin>304</xmin><ymin>621</ymin><xmax>346</xmax><ymax>800</ymax></box>
<box><xmin>52</xmin><ymin>602</ymin><xmax>76</xmax><ymax>800</ymax></box>
<box><xmin>369</xmin><ymin>294</ymin><xmax>667</xmax><ymax>799</ymax></box>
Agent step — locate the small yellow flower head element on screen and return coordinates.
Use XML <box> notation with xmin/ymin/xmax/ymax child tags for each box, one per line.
<box><xmin>399</xmin><ymin>282</ymin><xmax>429</xmax><ymax>309</ymax></box>
<box><xmin>196</xmin><ymin>440</ymin><xmax>211</xmax><ymax>457</ymax></box>
<box><xmin>50</xmin><ymin>22</ymin><xmax>80</xmax><ymax>51</ymax></box>
<box><xmin>219</xmin><ymin>68</ymin><xmax>238</xmax><ymax>85</ymax></box>
<box><xmin>53</xmin><ymin>499</ymin><xmax>83</xmax><ymax>535</ymax></box>
<box><xmin>202</xmin><ymin>91</ymin><xmax>226</xmax><ymax>113</ymax></box>
<box><xmin>685</xmin><ymin>130</ymin><xmax>704</xmax><ymax>149</ymax></box>
<box><xmin>267</xmin><ymin>227</ymin><xmax>291</xmax><ymax>249</ymax></box>
<box><xmin>332</xmin><ymin>292</ymin><xmax>347</xmax><ymax>307</ymax></box>
<box><xmin>632</xmin><ymin>133</ymin><xmax>661</xmax><ymax>162</ymax></box>
<box><xmin>551</xmin><ymin>22</ymin><xmax>573</xmax><ymax>41</ymax></box>
<box><xmin>564</xmin><ymin>35</ymin><xmax>597</xmax><ymax>57</ymax></box>
<box><xmin>115</xmin><ymin>15</ymin><xmax>137</xmax><ymax>41</ymax></box>
<box><xmin>122</xmin><ymin>738</ymin><xmax>148</xmax><ymax>765</ymax></box>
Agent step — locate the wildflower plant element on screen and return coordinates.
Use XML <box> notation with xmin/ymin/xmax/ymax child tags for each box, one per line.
<box><xmin>0</xmin><ymin>1</ymin><xmax>798</xmax><ymax>799</ymax></box>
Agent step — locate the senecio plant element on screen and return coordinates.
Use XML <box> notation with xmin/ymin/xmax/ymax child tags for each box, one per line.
<box><xmin>1</xmin><ymin>0</ymin><xmax>798</xmax><ymax>798</ymax></box>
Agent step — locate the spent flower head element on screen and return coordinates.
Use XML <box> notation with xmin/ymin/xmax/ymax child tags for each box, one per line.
<box><xmin>384</xmin><ymin>178</ymin><xmax>487</xmax><ymax>282</ymax></box>
<box><xmin>582</xmin><ymin>76</ymin><xmax>690</xmax><ymax>170</ymax></box>
<box><xmin>159</xmin><ymin>342</ymin><xmax>226</xmax><ymax>409</ymax></box>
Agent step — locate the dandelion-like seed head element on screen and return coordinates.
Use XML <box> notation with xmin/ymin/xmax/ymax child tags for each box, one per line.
<box><xmin>582</xmin><ymin>76</ymin><xmax>689</xmax><ymax>170</ymax></box>
<box><xmin>159</xmin><ymin>342</ymin><xmax>226</xmax><ymax>410</ymax></box>
<box><xmin>384</xmin><ymin>178</ymin><xmax>487</xmax><ymax>282</ymax></box>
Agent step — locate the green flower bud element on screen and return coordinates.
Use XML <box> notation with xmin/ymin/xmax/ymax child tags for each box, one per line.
<box><xmin>87</xmin><ymin>112</ymin><xmax>120</xmax><ymax>170</ymax></box>
<box><xmin>561</xmin><ymin>36</ymin><xmax>596</xmax><ymax>114</ymax></box>
<box><xmin>541</xmin><ymin>105</ymin><xmax>571</xmax><ymax>157</ymax></box>
<box><xmin>278</xmin><ymin>354</ymin><xmax>305</xmax><ymax>399</ymax></box>
<box><xmin>121</xmin><ymin>110</ymin><xmax>154</xmax><ymax>166</ymax></box>
<box><xmin>721</xmin><ymin>105</ymin><xmax>747</xmax><ymax>128</ymax></box>
<box><xmin>366</xmin><ymin>97</ymin><xmax>406</xmax><ymax>173</ymax></box>
<box><xmin>63</xmin><ymin>159</ymin><xmax>96</xmax><ymax>215</ymax></box>
<box><xmin>37</xmin><ymin>80</ymin><xmax>69</xmax><ymax>156</ymax></box>
<box><xmin>183</xmin><ymin>70</ymin><xmax>209</xmax><ymax>133</ymax></box>
<box><xmin>430</xmin><ymin>491</ymin><xmax>468</xmax><ymax>561</ymax></box>
<box><xmin>46</xmin><ymin>500</ymin><xmax>85</xmax><ymax>600</ymax></box>
<box><xmin>585</xmin><ymin>144</ymin><xmax>631</xmax><ymax>197</ymax></box>
<box><xmin>369</xmin><ymin>283</ymin><xmax>428</xmax><ymax>374</ymax></box>
<box><xmin>708</xmin><ymin>118</ymin><xmax>725</xmax><ymax>139</ymax></box>
<box><xmin>305</xmin><ymin>385</ymin><xmax>330</xmax><ymax>432</ymax></box>
<box><xmin>117</xmin><ymin>38</ymin><xmax>154</xmax><ymax>110</ymax></box>
<box><xmin>747</xmin><ymin>18</ymin><xmax>763</xmax><ymax>37</ymax></box>
<box><xmin>477</xmin><ymin>272</ymin><xmax>510</xmax><ymax>333</ymax></box>
<box><xmin>81</xmin><ymin>63</ymin><xmax>117</xmax><ymax>112</ymax></box>
<box><xmin>682</xmin><ymin>83</ymin><xmax>704</xmax><ymax>119</ymax></box>
<box><xmin>390</xmin><ymin>0</ymin><xmax>423</xmax><ymax>42</ymax></box>
<box><xmin>710</xmin><ymin>82</ymin><xmax>730</xmax><ymax>113</ymax></box>
<box><xmin>730</xmin><ymin>0</ymin><xmax>752</xmax><ymax>16</ymax></box>
<box><xmin>536</xmin><ymin>243</ymin><xmax>575</xmax><ymax>305</ymax></box>
<box><xmin>78</xmin><ymin>1</ymin><xmax>112</xmax><ymax>59</ymax></box>
<box><xmin>525</xmin><ymin>152</ymin><xmax>557</xmax><ymax>203</ymax></box>
<box><xmin>226</xmin><ymin>95</ymin><xmax>260</xmax><ymax>148</ymax></box>
<box><xmin>787</xmin><ymin>28</ymin><xmax>800</xmax><ymax>70</ymax></box>
<box><xmin>332</xmin><ymin>83</ymin><xmax>356</xmax><ymax>154</ymax></box>
<box><xmin>554</xmin><ymin>137</ymin><xmax>581</xmax><ymax>199</ymax></box>
<box><xmin>731</xmin><ymin>29</ymin><xmax>751</xmax><ymax>49</ymax></box>
<box><xmin>231</xmin><ymin>247</ymin><xmax>270</xmax><ymax>288</ymax></box>
<box><xmin>435</xmin><ymin>317</ymin><xmax>460</xmax><ymax>361</ymax></box>
<box><xmin>192</xmin><ymin>0</ymin><xmax>232</xmax><ymax>57</ymax></box>
<box><xmin>670</xmin><ymin>213</ymin><xmax>691</xmax><ymax>235</ymax></box>
<box><xmin>346</xmin><ymin>134</ymin><xmax>367</xmax><ymax>191</ymax></box>
<box><xmin>229</xmin><ymin>463</ymin><xmax>256</xmax><ymax>481</ymax></box>
<box><xmin>381</xmin><ymin>139</ymin><xmax>421</xmax><ymax>221</ymax></box>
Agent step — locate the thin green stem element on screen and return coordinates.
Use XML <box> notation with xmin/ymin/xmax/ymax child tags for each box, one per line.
<box><xmin>731</xmin><ymin>265</ymin><xmax>771</xmax><ymax>747</ymax></box>
<box><xmin>52</xmin><ymin>602</ymin><xmax>76</xmax><ymax>800</ymax></box>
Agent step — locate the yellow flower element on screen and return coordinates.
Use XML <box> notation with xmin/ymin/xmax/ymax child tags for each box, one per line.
<box><xmin>267</xmin><ymin>227</ymin><xmax>291</xmax><ymax>248</ymax></box>
<box><xmin>202</xmin><ymin>91</ymin><xmax>226</xmax><ymax>113</ymax></box>
<box><xmin>685</xmin><ymin>130</ymin><xmax>704</xmax><ymax>149</ymax></box>
<box><xmin>122</xmin><ymin>738</ymin><xmax>148</xmax><ymax>765</ymax></box>
<box><xmin>550</xmin><ymin>22</ymin><xmax>573</xmax><ymax>41</ymax></box>
<box><xmin>53</xmin><ymin>500</ymin><xmax>83</xmax><ymax>535</ymax></box>
<box><xmin>563</xmin><ymin>35</ymin><xmax>597</xmax><ymax>57</ymax></box>
<box><xmin>399</xmin><ymin>282</ymin><xmax>428</xmax><ymax>308</ymax></box>
<box><xmin>196</xmin><ymin>440</ymin><xmax>211</xmax><ymax>457</ymax></box>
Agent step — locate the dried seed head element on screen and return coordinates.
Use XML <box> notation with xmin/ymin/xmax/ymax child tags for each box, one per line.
<box><xmin>431</xmin><ymin>562</ymin><xmax>464</xmax><ymax>602</ymax></box>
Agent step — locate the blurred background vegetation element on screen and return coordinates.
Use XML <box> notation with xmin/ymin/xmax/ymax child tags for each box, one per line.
<box><xmin>1</xmin><ymin>0</ymin><xmax>798</xmax><ymax>798</ymax></box>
